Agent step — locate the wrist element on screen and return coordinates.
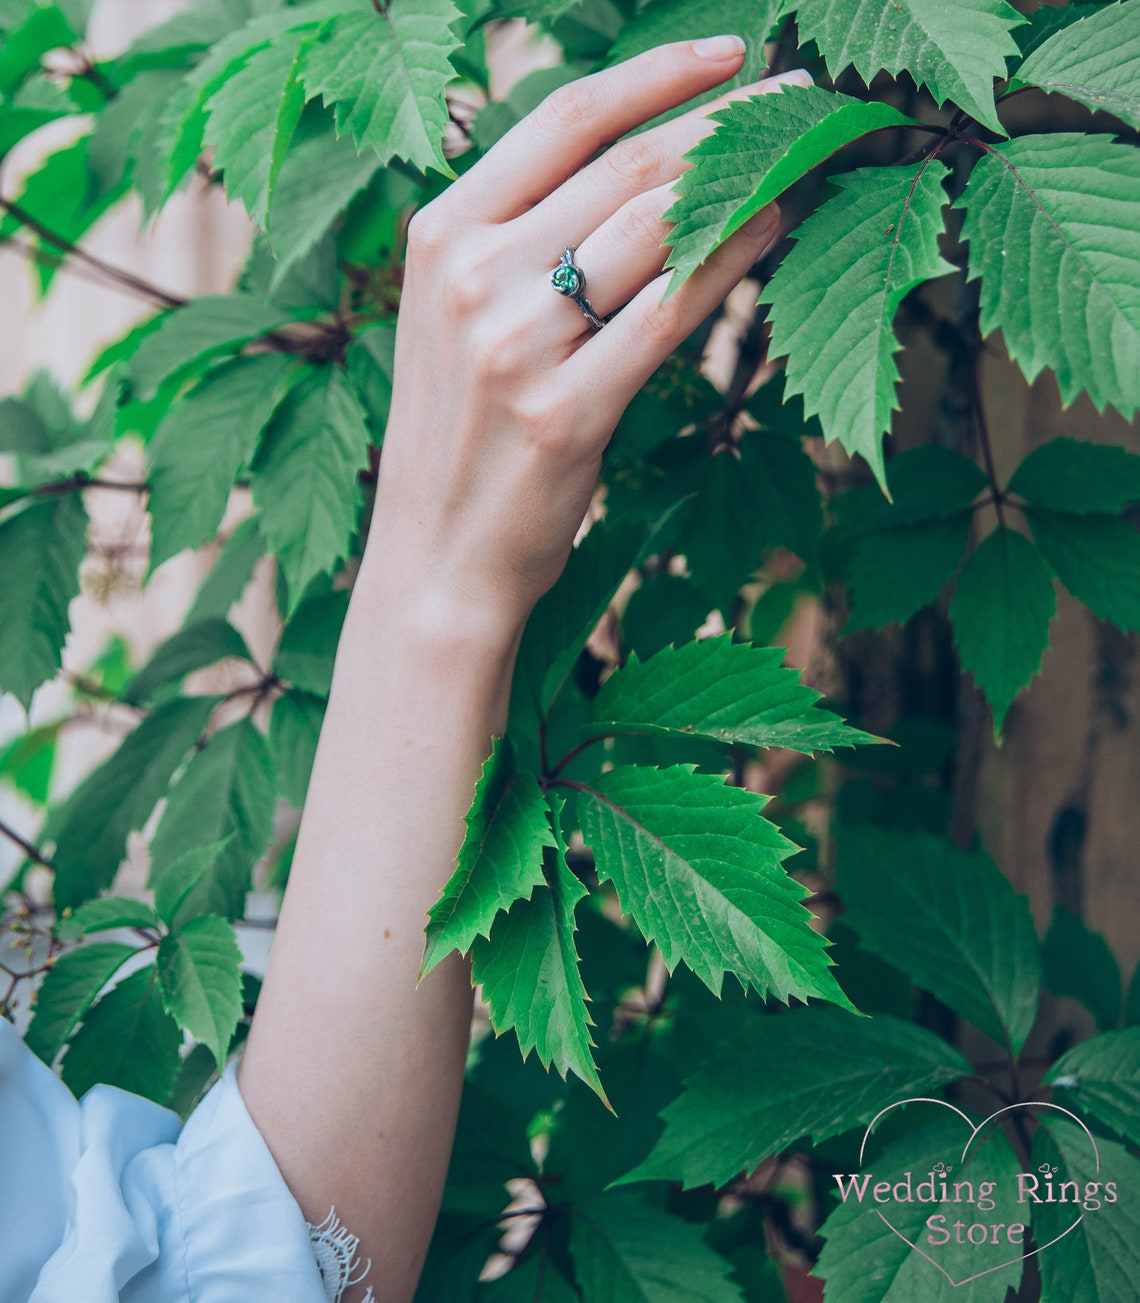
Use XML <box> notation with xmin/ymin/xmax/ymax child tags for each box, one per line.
<box><xmin>350</xmin><ymin>545</ymin><xmax>527</xmax><ymax>674</ymax></box>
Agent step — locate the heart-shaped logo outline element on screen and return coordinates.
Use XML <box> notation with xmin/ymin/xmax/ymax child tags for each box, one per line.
<box><xmin>855</xmin><ymin>1097</ymin><xmax>1100</xmax><ymax>1288</ymax></box>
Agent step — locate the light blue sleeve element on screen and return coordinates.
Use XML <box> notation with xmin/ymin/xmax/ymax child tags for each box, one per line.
<box><xmin>0</xmin><ymin>1017</ymin><xmax>331</xmax><ymax>1303</ymax></box>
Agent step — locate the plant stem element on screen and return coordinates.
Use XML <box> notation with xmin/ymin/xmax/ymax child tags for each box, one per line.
<box><xmin>0</xmin><ymin>818</ymin><xmax>53</xmax><ymax>869</ymax></box>
<box><xmin>0</xmin><ymin>198</ymin><xmax>187</xmax><ymax>308</ymax></box>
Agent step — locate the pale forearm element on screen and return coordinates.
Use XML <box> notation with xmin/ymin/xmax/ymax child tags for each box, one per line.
<box><xmin>238</xmin><ymin>556</ymin><xmax>522</xmax><ymax>1299</ymax></box>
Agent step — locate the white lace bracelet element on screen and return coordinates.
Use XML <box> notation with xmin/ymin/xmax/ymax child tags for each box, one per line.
<box><xmin>306</xmin><ymin>1208</ymin><xmax>375</xmax><ymax>1303</ymax></box>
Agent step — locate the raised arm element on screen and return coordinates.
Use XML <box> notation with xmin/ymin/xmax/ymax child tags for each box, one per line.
<box><xmin>236</xmin><ymin>39</ymin><xmax>803</xmax><ymax>1302</ymax></box>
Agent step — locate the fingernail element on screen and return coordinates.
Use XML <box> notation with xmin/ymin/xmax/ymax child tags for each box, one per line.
<box><xmin>693</xmin><ymin>34</ymin><xmax>747</xmax><ymax>61</ymax></box>
<box><xmin>768</xmin><ymin>68</ymin><xmax>814</xmax><ymax>88</ymax></box>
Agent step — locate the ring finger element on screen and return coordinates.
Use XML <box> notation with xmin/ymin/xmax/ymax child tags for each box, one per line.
<box><xmin>546</xmin><ymin>183</ymin><xmax>780</xmax><ymax>342</ymax></box>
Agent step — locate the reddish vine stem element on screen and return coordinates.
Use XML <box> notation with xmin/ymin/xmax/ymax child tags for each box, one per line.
<box><xmin>0</xmin><ymin>817</ymin><xmax>53</xmax><ymax>869</ymax></box>
<box><xmin>0</xmin><ymin>198</ymin><xmax>187</xmax><ymax>308</ymax></box>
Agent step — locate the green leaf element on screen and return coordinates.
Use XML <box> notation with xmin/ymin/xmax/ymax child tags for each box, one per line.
<box><xmin>0</xmin><ymin>494</ymin><xmax>87</xmax><ymax>711</ymax></box>
<box><xmin>1008</xmin><ymin>437</ymin><xmax>1140</xmax><ymax>514</ymax></box>
<box><xmin>844</xmin><ymin>515</ymin><xmax>970</xmax><ymax>632</ymax></box>
<box><xmin>422</xmin><ymin>736</ymin><xmax>556</xmax><ymax>977</ymax></box>
<box><xmin>152</xmin><ymin>836</ymin><xmax>236</xmax><ymax>931</ymax></box>
<box><xmin>1013</xmin><ymin>0</ymin><xmax>1140</xmax><ymax>130</ymax></box>
<box><xmin>0</xmin><ymin>4</ymin><xmax>77</xmax><ymax>96</ymax></box>
<box><xmin>158</xmin><ymin>6</ymin><xmax>329</xmax><ymax>200</ymax></box>
<box><xmin>157</xmin><ymin>914</ymin><xmax>243</xmax><ymax>1070</ymax></box>
<box><xmin>814</xmin><ymin>1114</ymin><xmax>1024</xmax><ymax>1300</ymax></box>
<box><xmin>735</xmin><ymin>424</ymin><xmax>823</xmax><ymax>565</ymax></box>
<box><xmin>345</xmin><ymin>324</ymin><xmax>396</xmax><ymax>439</ymax></box>
<box><xmin>760</xmin><ymin>163</ymin><xmax>953</xmax><ymax>488</ymax></box>
<box><xmin>957</xmin><ymin>134</ymin><xmax>1140</xmax><ymax>421</ymax></box>
<box><xmin>1033</xmin><ymin>1118</ymin><xmax>1140</xmax><ymax>1302</ymax></box>
<box><xmin>472</xmin><ymin>794</ymin><xmax>605</xmax><ymax>1102</ymax></box>
<box><xmin>1026</xmin><ymin>509</ymin><xmax>1140</xmax><ymax>632</ymax></box>
<box><xmin>837</xmin><ymin>826</ymin><xmax>1042</xmax><ymax>1052</ymax></box>
<box><xmin>479</xmin><ymin>1254</ymin><xmax>581</xmax><ymax>1302</ymax></box>
<box><xmin>0</xmin><ymin>77</ymin><xmax>74</xmax><ymax>160</ymax></box>
<box><xmin>23</xmin><ymin>940</ymin><xmax>135</xmax><ymax>1065</ymax></box>
<box><xmin>622</xmin><ymin>576</ymin><xmax>714</xmax><ymax>663</ymax></box>
<box><xmin>185</xmin><ymin>515</ymin><xmax>267</xmax><ymax>624</ymax></box>
<box><xmin>570</xmin><ymin>1191</ymin><xmax>743</xmax><ymax>1302</ymax></box>
<box><xmin>620</xmin><ymin>1008</ymin><xmax>970</xmax><ymax>1189</ymax></box>
<box><xmin>511</xmin><ymin>507</ymin><xmax>689</xmax><ymax>736</ymax></box>
<box><xmin>1042</xmin><ymin>905</ymin><xmax>1123</xmax><ymax>1032</ymax></box>
<box><xmin>949</xmin><ymin>526</ymin><xmax>1055</xmax><ymax>732</ymax></box>
<box><xmin>576</xmin><ymin>764</ymin><xmax>854</xmax><ymax>1009</ymax></box>
<box><xmin>0</xmin><ymin>718</ymin><xmax>59</xmax><ymax>804</ymax></box>
<box><xmin>666</xmin><ymin>84</ymin><xmax>916</xmax><ymax>288</ymax></box>
<box><xmin>203</xmin><ymin>28</ymin><xmax>313</xmax><ymax>225</ymax></box>
<box><xmin>121</xmin><ymin>619</ymin><xmax>253</xmax><ymax>707</ymax></box>
<box><xmin>146</xmin><ymin>353</ymin><xmax>293</xmax><ymax>572</ymax></box>
<box><xmin>148</xmin><ymin>717</ymin><xmax>277</xmax><ymax>922</ymax></box>
<box><xmin>267</xmin><ymin>689</ymin><xmax>325</xmax><ymax>808</ymax></box>
<box><xmin>128</xmin><ymin>294</ymin><xmax>294</xmax><ymax>402</ymax></box>
<box><xmin>300</xmin><ymin>0</ymin><xmax>462</xmax><ymax>177</ymax></box>
<box><xmin>267</xmin><ymin>107</ymin><xmax>381</xmax><ymax>282</ymax></box>
<box><xmin>49</xmin><ymin>695</ymin><xmax>219</xmax><ymax>909</ymax></box>
<box><xmin>1046</xmin><ymin>1028</ymin><xmax>1140</xmax><ymax>1149</ymax></box>
<box><xmin>590</xmin><ymin>636</ymin><xmax>880</xmax><ymax>755</ymax></box>
<box><xmin>785</xmin><ymin>0</ymin><xmax>1024</xmax><ymax>135</ymax></box>
<box><xmin>0</xmin><ymin>137</ymin><xmax>127</xmax><ymax>292</ymax></box>
<box><xmin>250</xmin><ymin>367</ymin><xmax>371</xmax><ymax>613</ymax></box>
<box><xmin>57</xmin><ymin>895</ymin><xmax>159</xmax><ymax>940</ymax></box>
<box><xmin>61</xmin><ymin>965</ymin><xmax>183</xmax><ymax>1103</ymax></box>
<box><xmin>271</xmin><ymin>590</ymin><xmax>348</xmax><ymax>696</ymax></box>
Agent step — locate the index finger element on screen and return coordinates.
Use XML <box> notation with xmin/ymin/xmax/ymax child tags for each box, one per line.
<box><xmin>442</xmin><ymin>37</ymin><xmax>749</xmax><ymax>225</ymax></box>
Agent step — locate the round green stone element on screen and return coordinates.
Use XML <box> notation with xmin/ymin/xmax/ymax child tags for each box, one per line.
<box><xmin>552</xmin><ymin>264</ymin><xmax>582</xmax><ymax>296</ymax></box>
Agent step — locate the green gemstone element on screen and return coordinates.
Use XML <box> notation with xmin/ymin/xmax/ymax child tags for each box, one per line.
<box><xmin>552</xmin><ymin>264</ymin><xmax>582</xmax><ymax>296</ymax></box>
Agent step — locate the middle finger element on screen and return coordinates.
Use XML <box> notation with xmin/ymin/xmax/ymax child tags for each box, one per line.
<box><xmin>518</xmin><ymin>68</ymin><xmax>812</xmax><ymax>249</ymax></box>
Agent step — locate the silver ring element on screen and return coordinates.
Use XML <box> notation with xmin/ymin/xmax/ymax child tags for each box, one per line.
<box><xmin>551</xmin><ymin>247</ymin><xmax>606</xmax><ymax>332</ymax></box>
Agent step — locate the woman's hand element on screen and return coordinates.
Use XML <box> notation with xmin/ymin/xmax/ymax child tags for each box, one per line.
<box><xmin>240</xmin><ymin>41</ymin><xmax>808</xmax><ymax>1303</ymax></box>
<box><xmin>369</xmin><ymin>39</ymin><xmax>809</xmax><ymax>635</ymax></box>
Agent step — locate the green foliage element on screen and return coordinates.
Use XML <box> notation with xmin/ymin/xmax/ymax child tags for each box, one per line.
<box><xmin>784</xmin><ymin>0</ymin><xmax>1024</xmax><ymax>134</ymax></box>
<box><xmin>760</xmin><ymin>162</ymin><xmax>953</xmax><ymax>487</ymax></box>
<box><xmin>665</xmin><ymin>85</ymin><xmax>916</xmax><ymax>289</ymax></box>
<box><xmin>1013</xmin><ymin>0</ymin><xmax>1140</xmax><ymax>129</ymax></box>
<box><xmin>620</xmin><ymin>1008</ymin><xmax>971</xmax><ymax>1189</ymax></box>
<box><xmin>423</xmin><ymin>736</ymin><xmax>556</xmax><ymax>977</ymax></box>
<box><xmin>2</xmin><ymin>2</ymin><xmax>1138</xmax><ymax>1296</ymax></box>
<box><xmin>957</xmin><ymin>134</ymin><xmax>1140</xmax><ymax>420</ymax></box>
<box><xmin>949</xmin><ymin>526</ymin><xmax>1055</xmax><ymax>732</ymax></box>
<box><xmin>470</xmin><ymin>795</ymin><xmax>605</xmax><ymax>1100</ymax></box>
<box><xmin>250</xmin><ymin>365</ymin><xmax>372</xmax><ymax>611</ymax></box>
<box><xmin>1032</xmin><ymin>1119</ymin><xmax>1140</xmax><ymax>1301</ymax></box>
<box><xmin>590</xmin><ymin>636</ymin><xmax>880</xmax><ymax>754</ymax></box>
<box><xmin>301</xmin><ymin>0</ymin><xmax>462</xmax><ymax>177</ymax></box>
<box><xmin>815</xmin><ymin>1115</ymin><xmax>1024</xmax><ymax>1300</ymax></box>
<box><xmin>578</xmin><ymin>764</ymin><xmax>851</xmax><ymax>1008</ymax></box>
<box><xmin>146</xmin><ymin>354</ymin><xmax>293</xmax><ymax>572</ymax></box>
<box><xmin>837</xmin><ymin>827</ymin><xmax>1042</xmax><ymax>1052</ymax></box>
<box><xmin>61</xmin><ymin>965</ymin><xmax>184</xmax><ymax>1103</ymax></box>
<box><xmin>0</xmin><ymin>495</ymin><xmax>87</xmax><ymax>710</ymax></box>
<box><xmin>1046</xmin><ymin>1028</ymin><xmax>1140</xmax><ymax>1148</ymax></box>
<box><xmin>157</xmin><ymin>914</ymin><xmax>244</xmax><ymax>1070</ymax></box>
<box><xmin>1041</xmin><ymin>905</ymin><xmax>1122</xmax><ymax>1032</ymax></box>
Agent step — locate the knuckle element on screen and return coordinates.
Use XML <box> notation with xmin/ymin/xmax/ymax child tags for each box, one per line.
<box><xmin>643</xmin><ymin>292</ymin><xmax>687</xmax><ymax>345</ymax></box>
<box><xmin>513</xmin><ymin>391</ymin><xmax>565</xmax><ymax>448</ymax></box>
<box><xmin>405</xmin><ymin>204</ymin><xmax>447</xmax><ymax>261</ymax></box>
<box><xmin>438</xmin><ymin>243</ymin><xmax>499</xmax><ymax>315</ymax></box>
<box><xmin>613</xmin><ymin>193</ymin><xmax>670</xmax><ymax>250</ymax></box>
<box><xmin>605</xmin><ymin>135</ymin><xmax>664</xmax><ymax>189</ymax></box>
<box><xmin>540</xmin><ymin>80</ymin><xmax>602</xmax><ymax>131</ymax></box>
